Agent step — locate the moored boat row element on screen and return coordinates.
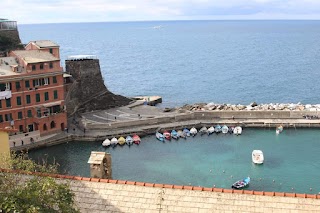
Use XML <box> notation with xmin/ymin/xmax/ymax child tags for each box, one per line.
<box><xmin>156</xmin><ymin>125</ymin><xmax>243</xmax><ymax>140</ymax></box>
<box><xmin>102</xmin><ymin>134</ymin><xmax>141</xmax><ymax>147</ymax></box>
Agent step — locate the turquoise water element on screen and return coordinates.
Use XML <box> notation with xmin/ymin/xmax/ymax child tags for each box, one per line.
<box><xmin>19</xmin><ymin>21</ymin><xmax>320</xmax><ymax>107</ymax></box>
<box><xmin>29</xmin><ymin>128</ymin><xmax>320</xmax><ymax>194</ymax></box>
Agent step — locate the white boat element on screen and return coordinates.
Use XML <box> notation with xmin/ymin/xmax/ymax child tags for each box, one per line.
<box><xmin>221</xmin><ymin>125</ymin><xmax>229</xmax><ymax>134</ymax></box>
<box><xmin>177</xmin><ymin>130</ymin><xmax>186</xmax><ymax>139</ymax></box>
<box><xmin>156</xmin><ymin>132</ymin><xmax>164</xmax><ymax>142</ymax></box>
<box><xmin>110</xmin><ymin>137</ymin><xmax>118</xmax><ymax>146</ymax></box>
<box><xmin>190</xmin><ymin>127</ymin><xmax>198</xmax><ymax>136</ymax></box>
<box><xmin>233</xmin><ymin>126</ymin><xmax>242</xmax><ymax>135</ymax></box>
<box><xmin>276</xmin><ymin>125</ymin><xmax>283</xmax><ymax>134</ymax></box>
<box><xmin>199</xmin><ymin>126</ymin><xmax>208</xmax><ymax>135</ymax></box>
<box><xmin>207</xmin><ymin>126</ymin><xmax>215</xmax><ymax>135</ymax></box>
<box><xmin>252</xmin><ymin>150</ymin><xmax>264</xmax><ymax>164</ymax></box>
<box><xmin>126</xmin><ymin>136</ymin><xmax>133</xmax><ymax>146</ymax></box>
<box><xmin>102</xmin><ymin>138</ymin><xmax>111</xmax><ymax>147</ymax></box>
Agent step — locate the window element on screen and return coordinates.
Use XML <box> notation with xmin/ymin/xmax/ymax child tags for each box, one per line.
<box><xmin>5</xmin><ymin>82</ymin><xmax>11</xmax><ymax>90</ymax></box>
<box><xmin>0</xmin><ymin>115</ymin><xmax>3</xmax><ymax>123</ymax></box>
<box><xmin>0</xmin><ymin>100</ymin><xmax>2</xmax><ymax>108</ymax></box>
<box><xmin>53</xmin><ymin>76</ymin><xmax>57</xmax><ymax>83</ymax></box>
<box><xmin>36</xmin><ymin>108</ymin><xmax>41</xmax><ymax>118</ymax></box>
<box><xmin>5</xmin><ymin>98</ymin><xmax>11</xmax><ymax>107</ymax></box>
<box><xmin>44</xmin><ymin>92</ymin><xmax>49</xmax><ymax>101</ymax></box>
<box><xmin>33</xmin><ymin>79</ymin><xmax>40</xmax><ymax>87</ymax></box>
<box><xmin>26</xmin><ymin>95</ymin><xmax>31</xmax><ymax>104</ymax></box>
<box><xmin>53</xmin><ymin>90</ymin><xmax>58</xmax><ymax>99</ymax></box>
<box><xmin>15</xmin><ymin>81</ymin><xmax>21</xmax><ymax>90</ymax></box>
<box><xmin>44</xmin><ymin>77</ymin><xmax>49</xmax><ymax>85</ymax></box>
<box><xmin>19</xmin><ymin>125</ymin><xmax>23</xmax><ymax>132</ymax></box>
<box><xmin>16</xmin><ymin>96</ymin><xmax>21</xmax><ymax>105</ymax></box>
<box><xmin>25</xmin><ymin>80</ymin><xmax>30</xmax><ymax>88</ymax></box>
<box><xmin>32</xmin><ymin>65</ymin><xmax>36</xmax><ymax>71</ymax></box>
<box><xmin>40</xmin><ymin>63</ymin><xmax>44</xmax><ymax>70</ymax></box>
<box><xmin>49</xmin><ymin>62</ymin><xmax>53</xmax><ymax>69</ymax></box>
<box><xmin>43</xmin><ymin>123</ymin><xmax>47</xmax><ymax>131</ymax></box>
<box><xmin>49</xmin><ymin>48</ymin><xmax>53</xmax><ymax>54</ymax></box>
<box><xmin>27</xmin><ymin>110</ymin><xmax>32</xmax><ymax>118</ymax></box>
<box><xmin>0</xmin><ymin>83</ymin><xmax>5</xmax><ymax>91</ymax></box>
<box><xmin>18</xmin><ymin>111</ymin><xmax>23</xmax><ymax>119</ymax></box>
<box><xmin>36</xmin><ymin>93</ymin><xmax>40</xmax><ymax>102</ymax></box>
<box><xmin>50</xmin><ymin>121</ymin><xmax>55</xmax><ymax>129</ymax></box>
<box><xmin>5</xmin><ymin>113</ymin><xmax>12</xmax><ymax>121</ymax></box>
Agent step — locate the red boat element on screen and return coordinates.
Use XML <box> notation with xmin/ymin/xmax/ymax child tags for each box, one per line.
<box><xmin>163</xmin><ymin>130</ymin><xmax>171</xmax><ymax>140</ymax></box>
<box><xmin>132</xmin><ymin>134</ymin><xmax>141</xmax><ymax>145</ymax></box>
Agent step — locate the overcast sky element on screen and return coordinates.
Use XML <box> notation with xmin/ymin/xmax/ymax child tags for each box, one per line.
<box><xmin>3</xmin><ymin>0</ymin><xmax>320</xmax><ymax>24</ymax></box>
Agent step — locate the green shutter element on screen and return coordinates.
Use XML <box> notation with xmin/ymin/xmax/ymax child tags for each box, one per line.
<box><xmin>16</xmin><ymin>96</ymin><xmax>21</xmax><ymax>105</ymax></box>
<box><xmin>53</xmin><ymin>76</ymin><xmax>57</xmax><ymax>83</ymax></box>
<box><xmin>25</xmin><ymin>80</ymin><xmax>30</xmax><ymax>88</ymax></box>
<box><xmin>36</xmin><ymin>94</ymin><xmax>40</xmax><ymax>102</ymax></box>
<box><xmin>0</xmin><ymin>115</ymin><xmax>3</xmax><ymax>122</ymax></box>
<box><xmin>27</xmin><ymin>110</ymin><xmax>32</xmax><ymax>118</ymax></box>
<box><xmin>18</xmin><ymin>111</ymin><xmax>23</xmax><ymax>119</ymax></box>
<box><xmin>26</xmin><ymin>95</ymin><xmax>31</xmax><ymax>104</ymax></box>
<box><xmin>54</xmin><ymin>90</ymin><xmax>58</xmax><ymax>99</ymax></box>
<box><xmin>15</xmin><ymin>81</ymin><xmax>20</xmax><ymax>89</ymax></box>
<box><xmin>5</xmin><ymin>98</ymin><xmax>11</xmax><ymax>107</ymax></box>
<box><xmin>44</xmin><ymin>92</ymin><xmax>49</xmax><ymax>101</ymax></box>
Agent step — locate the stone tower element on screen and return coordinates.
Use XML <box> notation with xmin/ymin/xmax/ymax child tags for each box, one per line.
<box><xmin>0</xmin><ymin>19</ymin><xmax>23</xmax><ymax>56</ymax></box>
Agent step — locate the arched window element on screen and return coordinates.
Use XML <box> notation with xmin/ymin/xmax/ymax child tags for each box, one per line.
<box><xmin>50</xmin><ymin>121</ymin><xmax>55</xmax><ymax>129</ymax></box>
<box><xmin>43</xmin><ymin>123</ymin><xmax>47</xmax><ymax>131</ymax></box>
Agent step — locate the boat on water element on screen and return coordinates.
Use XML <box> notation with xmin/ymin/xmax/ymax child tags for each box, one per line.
<box><xmin>233</xmin><ymin>126</ymin><xmax>242</xmax><ymax>135</ymax></box>
<box><xmin>183</xmin><ymin>128</ymin><xmax>191</xmax><ymax>137</ymax></box>
<box><xmin>231</xmin><ymin>177</ymin><xmax>250</xmax><ymax>189</ymax></box>
<box><xmin>199</xmin><ymin>126</ymin><xmax>208</xmax><ymax>135</ymax></box>
<box><xmin>118</xmin><ymin>136</ymin><xmax>126</xmax><ymax>146</ymax></box>
<box><xmin>126</xmin><ymin>136</ymin><xmax>133</xmax><ymax>146</ymax></box>
<box><xmin>102</xmin><ymin>138</ymin><xmax>111</xmax><ymax>147</ymax></box>
<box><xmin>190</xmin><ymin>127</ymin><xmax>198</xmax><ymax>136</ymax></box>
<box><xmin>110</xmin><ymin>137</ymin><xmax>118</xmax><ymax>147</ymax></box>
<box><xmin>276</xmin><ymin>125</ymin><xmax>283</xmax><ymax>134</ymax></box>
<box><xmin>228</xmin><ymin>126</ymin><xmax>234</xmax><ymax>134</ymax></box>
<box><xmin>221</xmin><ymin>125</ymin><xmax>229</xmax><ymax>134</ymax></box>
<box><xmin>171</xmin><ymin>130</ymin><xmax>179</xmax><ymax>139</ymax></box>
<box><xmin>163</xmin><ymin>130</ymin><xmax>171</xmax><ymax>140</ymax></box>
<box><xmin>207</xmin><ymin>126</ymin><xmax>215</xmax><ymax>135</ymax></box>
<box><xmin>156</xmin><ymin>132</ymin><xmax>164</xmax><ymax>142</ymax></box>
<box><xmin>215</xmin><ymin>125</ymin><xmax>222</xmax><ymax>133</ymax></box>
<box><xmin>177</xmin><ymin>130</ymin><xmax>186</xmax><ymax>139</ymax></box>
<box><xmin>252</xmin><ymin>150</ymin><xmax>264</xmax><ymax>164</ymax></box>
<box><xmin>132</xmin><ymin>134</ymin><xmax>141</xmax><ymax>145</ymax></box>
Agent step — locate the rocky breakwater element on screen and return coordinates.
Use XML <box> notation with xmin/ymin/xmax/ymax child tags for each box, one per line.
<box><xmin>177</xmin><ymin>102</ymin><xmax>320</xmax><ymax>112</ymax></box>
<box><xmin>65</xmin><ymin>57</ymin><xmax>131</xmax><ymax>116</ymax></box>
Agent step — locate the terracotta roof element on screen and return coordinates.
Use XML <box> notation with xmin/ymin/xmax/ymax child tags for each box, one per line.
<box><xmin>30</xmin><ymin>40</ymin><xmax>59</xmax><ymax>48</ymax></box>
<box><xmin>12</xmin><ymin>50</ymin><xmax>59</xmax><ymax>63</ymax></box>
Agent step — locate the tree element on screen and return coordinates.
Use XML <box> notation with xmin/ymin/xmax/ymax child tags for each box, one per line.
<box><xmin>0</xmin><ymin>152</ymin><xmax>79</xmax><ymax>213</ymax></box>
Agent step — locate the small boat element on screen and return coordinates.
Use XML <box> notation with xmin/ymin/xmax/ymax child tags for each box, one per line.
<box><xmin>110</xmin><ymin>137</ymin><xmax>118</xmax><ymax>147</ymax></box>
<box><xmin>132</xmin><ymin>134</ymin><xmax>141</xmax><ymax>145</ymax></box>
<box><xmin>102</xmin><ymin>138</ymin><xmax>111</xmax><ymax>147</ymax></box>
<box><xmin>177</xmin><ymin>130</ymin><xmax>186</xmax><ymax>139</ymax></box>
<box><xmin>221</xmin><ymin>125</ymin><xmax>229</xmax><ymax>134</ymax></box>
<box><xmin>199</xmin><ymin>126</ymin><xmax>208</xmax><ymax>135</ymax></box>
<box><xmin>156</xmin><ymin>132</ymin><xmax>164</xmax><ymax>142</ymax></box>
<box><xmin>228</xmin><ymin>126</ymin><xmax>234</xmax><ymax>134</ymax></box>
<box><xmin>118</xmin><ymin>136</ymin><xmax>126</xmax><ymax>146</ymax></box>
<box><xmin>232</xmin><ymin>177</ymin><xmax>250</xmax><ymax>189</ymax></box>
<box><xmin>215</xmin><ymin>125</ymin><xmax>222</xmax><ymax>133</ymax></box>
<box><xmin>163</xmin><ymin>130</ymin><xmax>171</xmax><ymax>140</ymax></box>
<box><xmin>183</xmin><ymin>128</ymin><xmax>191</xmax><ymax>137</ymax></box>
<box><xmin>233</xmin><ymin>126</ymin><xmax>242</xmax><ymax>135</ymax></box>
<box><xmin>276</xmin><ymin>125</ymin><xmax>283</xmax><ymax>134</ymax></box>
<box><xmin>171</xmin><ymin>130</ymin><xmax>179</xmax><ymax>140</ymax></box>
<box><xmin>207</xmin><ymin>126</ymin><xmax>215</xmax><ymax>135</ymax></box>
<box><xmin>126</xmin><ymin>136</ymin><xmax>133</xmax><ymax>146</ymax></box>
<box><xmin>190</xmin><ymin>127</ymin><xmax>198</xmax><ymax>136</ymax></box>
<box><xmin>252</xmin><ymin>150</ymin><xmax>264</xmax><ymax>164</ymax></box>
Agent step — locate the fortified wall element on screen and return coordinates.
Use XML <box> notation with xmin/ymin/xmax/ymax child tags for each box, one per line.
<box><xmin>0</xmin><ymin>20</ymin><xmax>23</xmax><ymax>56</ymax></box>
<box><xmin>65</xmin><ymin>56</ymin><xmax>131</xmax><ymax>116</ymax></box>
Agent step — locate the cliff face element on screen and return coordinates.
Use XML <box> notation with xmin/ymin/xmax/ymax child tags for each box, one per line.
<box><xmin>0</xmin><ymin>30</ymin><xmax>23</xmax><ymax>56</ymax></box>
<box><xmin>65</xmin><ymin>59</ymin><xmax>131</xmax><ymax>116</ymax></box>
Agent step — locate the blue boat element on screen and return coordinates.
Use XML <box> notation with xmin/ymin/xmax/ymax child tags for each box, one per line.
<box><xmin>125</xmin><ymin>136</ymin><xmax>133</xmax><ymax>146</ymax></box>
<box><xmin>231</xmin><ymin>177</ymin><xmax>250</xmax><ymax>189</ymax></box>
<box><xmin>156</xmin><ymin>132</ymin><xmax>164</xmax><ymax>142</ymax></box>
<box><xmin>215</xmin><ymin>125</ymin><xmax>222</xmax><ymax>133</ymax></box>
<box><xmin>171</xmin><ymin>130</ymin><xmax>179</xmax><ymax>140</ymax></box>
<box><xmin>183</xmin><ymin>128</ymin><xmax>190</xmax><ymax>137</ymax></box>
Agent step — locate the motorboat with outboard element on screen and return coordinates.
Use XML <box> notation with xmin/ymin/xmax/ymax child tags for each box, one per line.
<box><xmin>252</xmin><ymin>150</ymin><xmax>264</xmax><ymax>164</ymax></box>
<box><xmin>126</xmin><ymin>136</ymin><xmax>133</xmax><ymax>146</ymax></box>
<box><xmin>156</xmin><ymin>132</ymin><xmax>164</xmax><ymax>142</ymax></box>
<box><xmin>199</xmin><ymin>126</ymin><xmax>208</xmax><ymax>135</ymax></box>
<box><xmin>190</xmin><ymin>127</ymin><xmax>198</xmax><ymax>136</ymax></box>
<box><xmin>231</xmin><ymin>177</ymin><xmax>250</xmax><ymax>189</ymax></box>
<box><xmin>207</xmin><ymin>126</ymin><xmax>215</xmax><ymax>135</ymax></box>
<box><xmin>171</xmin><ymin>130</ymin><xmax>179</xmax><ymax>139</ymax></box>
<box><xmin>102</xmin><ymin>138</ymin><xmax>111</xmax><ymax>147</ymax></box>
<box><xmin>221</xmin><ymin>125</ymin><xmax>228</xmax><ymax>134</ymax></box>
<box><xmin>233</xmin><ymin>126</ymin><xmax>242</xmax><ymax>135</ymax></box>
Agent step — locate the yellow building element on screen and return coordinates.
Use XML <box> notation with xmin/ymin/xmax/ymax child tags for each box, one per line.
<box><xmin>0</xmin><ymin>128</ymin><xmax>16</xmax><ymax>167</ymax></box>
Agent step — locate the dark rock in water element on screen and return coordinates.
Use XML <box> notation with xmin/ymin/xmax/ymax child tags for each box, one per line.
<box><xmin>65</xmin><ymin>58</ymin><xmax>131</xmax><ymax>116</ymax></box>
<box><xmin>250</xmin><ymin>102</ymin><xmax>258</xmax><ymax>107</ymax></box>
<box><xmin>163</xmin><ymin>108</ymin><xmax>173</xmax><ymax>112</ymax></box>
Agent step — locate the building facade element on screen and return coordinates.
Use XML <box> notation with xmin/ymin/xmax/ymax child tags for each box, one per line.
<box><xmin>0</xmin><ymin>40</ymin><xmax>67</xmax><ymax>136</ymax></box>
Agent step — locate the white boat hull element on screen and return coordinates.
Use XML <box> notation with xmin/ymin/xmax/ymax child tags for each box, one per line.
<box><xmin>102</xmin><ymin>139</ymin><xmax>111</xmax><ymax>147</ymax></box>
<box><xmin>252</xmin><ymin>150</ymin><xmax>264</xmax><ymax>164</ymax></box>
<box><xmin>233</xmin><ymin>126</ymin><xmax>242</xmax><ymax>135</ymax></box>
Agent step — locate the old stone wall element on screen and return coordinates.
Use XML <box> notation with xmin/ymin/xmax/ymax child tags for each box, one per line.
<box><xmin>0</xmin><ymin>30</ymin><xmax>23</xmax><ymax>55</ymax></box>
<box><xmin>65</xmin><ymin>59</ymin><xmax>131</xmax><ymax>116</ymax></box>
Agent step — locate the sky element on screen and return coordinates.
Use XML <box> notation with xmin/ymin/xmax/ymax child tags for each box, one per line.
<box><xmin>2</xmin><ymin>0</ymin><xmax>320</xmax><ymax>24</ymax></box>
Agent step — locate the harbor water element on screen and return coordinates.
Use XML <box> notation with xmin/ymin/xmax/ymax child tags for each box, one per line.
<box><xmin>28</xmin><ymin>128</ymin><xmax>320</xmax><ymax>194</ymax></box>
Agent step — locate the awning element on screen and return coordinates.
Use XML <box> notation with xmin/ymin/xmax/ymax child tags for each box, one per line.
<box><xmin>43</xmin><ymin>101</ymin><xmax>62</xmax><ymax>108</ymax></box>
<box><xmin>63</xmin><ymin>73</ymin><xmax>72</xmax><ymax>78</ymax></box>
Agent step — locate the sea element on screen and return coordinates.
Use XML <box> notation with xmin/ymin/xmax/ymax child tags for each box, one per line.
<box><xmin>20</xmin><ymin>21</ymin><xmax>320</xmax><ymax>194</ymax></box>
<box><xmin>19</xmin><ymin>20</ymin><xmax>320</xmax><ymax>107</ymax></box>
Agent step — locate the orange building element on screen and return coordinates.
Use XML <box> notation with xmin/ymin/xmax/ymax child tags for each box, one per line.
<box><xmin>0</xmin><ymin>40</ymin><xmax>67</xmax><ymax>136</ymax></box>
